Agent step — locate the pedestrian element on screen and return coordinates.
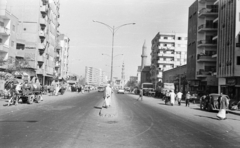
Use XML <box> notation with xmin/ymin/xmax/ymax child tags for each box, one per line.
<box><xmin>169</xmin><ymin>90</ymin><xmax>176</xmax><ymax>106</ymax></box>
<box><xmin>137</xmin><ymin>88</ymin><xmax>143</xmax><ymax>101</ymax></box>
<box><xmin>176</xmin><ymin>91</ymin><xmax>183</xmax><ymax>106</ymax></box>
<box><xmin>103</xmin><ymin>84</ymin><xmax>112</xmax><ymax>108</ymax></box>
<box><xmin>186</xmin><ymin>91</ymin><xmax>191</xmax><ymax>107</ymax></box>
<box><xmin>217</xmin><ymin>93</ymin><xmax>229</xmax><ymax>120</ymax></box>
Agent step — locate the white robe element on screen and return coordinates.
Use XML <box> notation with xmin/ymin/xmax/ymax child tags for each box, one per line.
<box><xmin>170</xmin><ymin>92</ymin><xmax>175</xmax><ymax>105</ymax></box>
<box><xmin>104</xmin><ymin>86</ymin><xmax>112</xmax><ymax>106</ymax></box>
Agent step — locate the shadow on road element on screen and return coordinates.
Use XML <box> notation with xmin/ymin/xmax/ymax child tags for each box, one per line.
<box><xmin>195</xmin><ymin>115</ymin><xmax>219</xmax><ymax>120</ymax></box>
<box><xmin>94</xmin><ymin>106</ymin><xmax>102</xmax><ymax>109</ymax></box>
<box><xmin>0</xmin><ymin>120</ymin><xmax>38</xmax><ymax>123</ymax></box>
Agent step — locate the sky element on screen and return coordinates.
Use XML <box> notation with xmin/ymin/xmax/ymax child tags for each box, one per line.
<box><xmin>59</xmin><ymin>0</ymin><xmax>195</xmax><ymax>80</ymax></box>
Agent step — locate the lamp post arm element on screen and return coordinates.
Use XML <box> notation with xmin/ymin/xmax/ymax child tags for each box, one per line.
<box><xmin>93</xmin><ymin>20</ymin><xmax>113</xmax><ymax>33</ymax></box>
<box><xmin>114</xmin><ymin>23</ymin><xmax>136</xmax><ymax>33</ymax></box>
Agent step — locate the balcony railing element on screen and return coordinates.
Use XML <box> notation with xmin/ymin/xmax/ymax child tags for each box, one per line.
<box><xmin>0</xmin><ymin>26</ymin><xmax>10</xmax><ymax>36</ymax></box>
<box><xmin>197</xmin><ymin>69</ymin><xmax>216</xmax><ymax>77</ymax></box>
<box><xmin>198</xmin><ymin>40</ymin><xmax>217</xmax><ymax>47</ymax></box>
<box><xmin>39</xmin><ymin>30</ymin><xmax>45</xmax><ymax>38</ymax></box>
<box><xmin>0</xmin><ymin>44</ymin><xmax>9</xmax><ymax>53</ymax></box>
<box><xmin>40</xmin><ymin>18</ymin><xmax>46</xmax><ymax>26</ymax></box>
<box><xmin>37</xmin><ymin>56</ymin><xmax>44</xmax><ymax>63</ymax></box>
<box><xmin>198</xmin><ymin>7</ymin><xmax>218</xmax><ymax>17</ymax></box>
<box><xmin>197</xmin><ymin>54</ymin><xmax>216</xmax><ymax>62</ymax></box>
<box><xmin>198</xmin><ymin>24</ymin><xmax>217</xmax><ymax>32</ymax></box>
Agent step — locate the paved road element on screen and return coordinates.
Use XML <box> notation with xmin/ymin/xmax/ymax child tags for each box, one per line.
<box><xmin>0</xmin><ymin>91</ymin><xmax>240</xmax><ymax>148</ymax></box>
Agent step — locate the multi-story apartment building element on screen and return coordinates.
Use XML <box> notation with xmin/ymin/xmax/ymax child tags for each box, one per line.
<box><xmin>56</xmin><ymin>33</ymin><xmax>69</xmax><ymax>80</ymax></box>
<box><xmin>151</xmin><ymin>32</ymin><xmax>187</xmax><ymax>88</ymax></box>
<box><xmin>2</xmin><ymin>0</ymin><xmax>61</xmax><ymax>85</ymax></box>
<box><xmin>187</xmin><ymin>0</ymin><xmax>218</xmax><ymax>94</ymax></box>
<box><xmin>215</xmin><ymin>0</ymin><xmax>240</xmax><ymax>100</ymax></box>
<box><xmin>85</xmin><ymin>66</ymin><xmax>107</xmax><ymax>86</ymax></box>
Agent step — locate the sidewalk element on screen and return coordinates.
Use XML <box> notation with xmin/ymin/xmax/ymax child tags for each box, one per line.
<box><xmin>98</xmin><ymin>92</ymin><xmax>118</xmax><ymax>118</ymax></box>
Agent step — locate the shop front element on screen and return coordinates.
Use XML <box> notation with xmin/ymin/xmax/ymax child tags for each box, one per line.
<box><xmin>220</xmin><ymin>78</ymin><xmax>240</xmax><ymax>101</ymax></box>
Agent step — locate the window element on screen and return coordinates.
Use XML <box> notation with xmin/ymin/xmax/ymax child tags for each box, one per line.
<box><xmin>11</xmin><ymin>41</ymin><xmax>14</xmax><ymax>47</ymax></box>
<box><xmin>178</xmin><ymin>37</ymin><xmax>181</xmax><ymax>40</ymax></box>
<box><xmin>0</xmin><ymin>21</ymin><xmax>3</xmax><ymax>27</ymax></box>
<box><xmin>237</xmin><ymin>57</ymin><xmax>240</xmax><ymax>65</ymax></box>
<box><xmin>0</xmin><ymin>38</ymin><xmax>2</xmax><ymax>43</ymax></box>
<box><xmin>12</xmin><ymin>25</ymin><xmax>15</xmax><ymax>31</ymax></box>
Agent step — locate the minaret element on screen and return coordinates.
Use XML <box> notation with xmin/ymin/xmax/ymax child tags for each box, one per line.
<box><xmin>141</xmin><ymin>40</ymin><xmax>147</xmax><ymax>70</ymax></box>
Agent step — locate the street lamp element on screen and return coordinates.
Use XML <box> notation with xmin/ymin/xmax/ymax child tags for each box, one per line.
<box><xmin>93</xmin><ymin>20</ymin><xmax>135</xmax><ymax>83</ymax></box>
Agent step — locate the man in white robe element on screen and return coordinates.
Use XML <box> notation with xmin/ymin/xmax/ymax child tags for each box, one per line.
<box><xmin>103</xmin><ymin>84</ymin><xmax>112</xmax><ymax>108</ymax></box>
<box><xmin>169</xmin><ymin>90</ymin><xmax>176</xmax><ymax>106</ymax></box>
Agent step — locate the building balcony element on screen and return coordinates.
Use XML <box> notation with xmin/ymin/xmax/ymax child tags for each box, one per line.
<box><xmin>197</xmin><ymin>40</ymin><xmax>217</xmax><ymax>47</ymax></box>
<box><xmin>159</xmin><ymin>38</ymin><xmax>175</xmax><ymax>43</ymax></box>
<box><xmin>158</xmin><ymin>53</ymin><xmax>175</xmax><ymax>57</ymax></box>
<box><xmin>199</xmin><ymin>0</ymin><xmax>216</xmax><ymax>3</ymax></box>
<box><xmin>198</xmin><ymin>24</ymin><xmax>217</xmax><ymax>33</ymax></box>
<box><xmin>0</xmin><ymin>26</ymin><xmax>10</xmax><ymax>36</ymax></box>
<box><xmin>158</xmin><ymin>60</ymin><xmax>174</xmax><ymax>64</ymax></box>
<box><xmin>37</xmin><ymin>56</ymin><xmax>44</xmax><ymax>63</ymax></box>
<box><xmin>213</xmin><ymin>35</ymin><xmax>218</xmax><ymax>40</ymax></box>
<box><xmin>198</xmin><ymin>8</ymin><xmax>218</xmax><ymax>18</ymax></box>
<box><xmin>36</xmin><ymin>68</ymin><xmax>44</xmax><ymax>75</ymax></box>
<box><xmin>16</xmin><ymin>50</ymin><xmax>25</xmax><ymax>58</ymax></box>
<box><xmin>214</xmin><ymin>0</ymin><xmax>219</xmax><ymax>5</ymax></box>
<box><xmin>0</xmin><ymin>64</ymin><xmax>7</xmax><ymax>69</ymax></box>
<box><xmin>197</xmin><ymin>69</ymin><xmax>215</xmax><ymax>78</ymax></box>
<box><xmin>0</xmin><ymin>44</ymin><xmax>9</xmax><ymax>53</ymax></box>
<box><xmin>40</xmin><ymin>6</ymin><xmax>47</xmax><ymax>14</ymax></box>
<box><xmin>158</xmin><ymin>46</ymin><xmax>175</xmax><ymax>50</ymax></box>
<box><xmin>197</xmin><ymin>54</ymin><xmax>216</xmax><ymax>62</ymax></box>
<box><xmin>42</xmin><ymin>0</ymin><xmax>48</xmax><ymax>5</ymax></box>
<box><xmin>38</xmin><ymin>43</ymin><xmax>45</xmax><ymax>51</ymax></box>
<box><xmin>0</xmin><ymin>8</ymin><xmax>11</xmax><ymax>19</ymax></box>
<box><xmin>213</xmin><ymin>17</ymin><xmax>218</xmax><ymax>23</ymax></box>
<box><xmin>55</xmin><ymin>62</ymin><xmax>60</xmax><ymax>68</ymax></box>
<box><xmin>40</xmin><ymin>18</ymin><xmax>47</xmax><ymax>26</ymax></box>
<box><xmin>39</xmin><ymin>30</ymin><xmax>45</xmax><ymax>38</ymax></box>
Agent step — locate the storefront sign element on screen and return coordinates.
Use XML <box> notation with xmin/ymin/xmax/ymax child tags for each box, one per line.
<box><xmin>226</xmin><ymin>78</ymin><xmax>236</xmax><ymax>85</ymax></box>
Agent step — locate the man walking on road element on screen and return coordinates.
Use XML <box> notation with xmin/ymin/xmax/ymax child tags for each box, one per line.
<box><xmin>103</xmin><ymin>84</ymin><xmax>112</xmax><ymax>108</ymax></box>
<box><xmin>137</xmin><ymin>88</ymin><xmax>143</xmax><ymax>101</ymax></box>
<box><xmin>186</xmin><ymin>92</ymin><xmax>191</xmax><ymax>107</ymax></box>
<box><xmin>217</xmin><ymin>93</ymin><xmax>229</xmax><ymax>120</ymax></box>
<box><xmin>176</xmin><ymin>91</ymin><xmax>183</xmax><ymax>106</ymax></box>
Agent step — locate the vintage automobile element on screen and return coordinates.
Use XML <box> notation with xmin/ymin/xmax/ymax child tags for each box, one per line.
<box><xmin>117</xmin><ymin>89</ymin><xmax>124</xmax><ymax>94</ymax></box>
<box><xmin>200</xmin><ymin>93</ymin><xmax>230</xmax><ymax>111</ymax></box>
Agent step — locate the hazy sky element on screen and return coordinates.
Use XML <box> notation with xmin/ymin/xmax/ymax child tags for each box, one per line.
<box><xmin>59</xmin><ymin>0</ymin><xmax>195</xmax><ymax>79</ymax></box>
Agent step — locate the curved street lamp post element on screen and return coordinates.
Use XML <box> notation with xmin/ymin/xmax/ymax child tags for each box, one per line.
<box><xmin>93</xmin><ymin>20</ymin><xmax>135</xmax><ymax>83</ymax></box>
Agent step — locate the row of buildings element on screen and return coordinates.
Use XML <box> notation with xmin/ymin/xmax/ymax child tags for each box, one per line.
<box><xmin>0</xmin><ymin>0</ymin><xmax>70</xmax><ymax>85</ymax></box>
<box><xmin>136</xmin><ymin>0</ymin><xmax>240</xmax><ymax>100</ymax></box>
<box><xmin>85</xmin><ymin>62</ymin><xmax>126</xmax><ymax>88</ymax></box>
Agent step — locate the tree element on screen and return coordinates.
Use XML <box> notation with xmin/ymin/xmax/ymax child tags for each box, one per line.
<box><xmin>126</xmin><ymin>80</ymin><xmax>138</xmax><ymax>88</ymax></box>
<box><xmin>0</xmin><ymin>56</ymin><xmax>32</xmax><ymax>77</ymax></box>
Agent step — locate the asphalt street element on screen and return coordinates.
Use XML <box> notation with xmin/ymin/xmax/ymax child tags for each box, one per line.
<box><xmin>0</xmin><ymin>91</ymin><xmax>240</xmax><ymax>148</ymax></box>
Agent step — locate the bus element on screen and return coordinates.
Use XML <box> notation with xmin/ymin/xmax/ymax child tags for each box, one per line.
<box><xmin>141</xmin><ymin>83</ymin><xmax>154</xmax><ymax>96</ymax></box>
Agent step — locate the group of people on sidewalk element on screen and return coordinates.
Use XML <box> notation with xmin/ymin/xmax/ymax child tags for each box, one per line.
<box><xmin>165</xmin><ymin>90</ymin><xmax>229</xmax><ymax>120</ymax></box>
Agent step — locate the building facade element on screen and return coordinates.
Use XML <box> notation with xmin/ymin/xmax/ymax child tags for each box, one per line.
<box><xmin>216</xmin><ymin>0</ymin><xmax>240</xmax><ymax>100</ymax></box>
<box><xmin>85</xmin><ymin>66</ymin><xmax>107</xmax><ymax>86</ymax></box>
<box><xmin>187</xmin><ymin>0</ymin><xmax>218</xmax><ymax>94</ymax></box>
<box><xmin>1</xmin><ymin>0</ymin><xmax>62</xmax><ymax>85</ymax></box>
<box><xmin>56</xmin><ymin>33</ymin><xmax>69</xmax><ymax>80</ymax></box>
<box><xmin>151</xmin><ymin>32</ymin><xmax>187</xmax><ymax>88</ymax></box>
<box><xmin>162</xmin><ymin>65</ymin><xmax>187</xmax><ymax>93</ymax></box>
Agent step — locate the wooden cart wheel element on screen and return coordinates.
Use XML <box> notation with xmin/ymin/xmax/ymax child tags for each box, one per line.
<box><xmin>27</xmin><ymin>95</ymin><xmax>34</xmax><ymax>104</ymax></box>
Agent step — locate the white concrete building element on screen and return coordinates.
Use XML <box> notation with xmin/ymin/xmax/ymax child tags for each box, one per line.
<box><xmin>151</xmin><ymin>32</ymin><xmax>187</xmax><ymax>86</ymax></box>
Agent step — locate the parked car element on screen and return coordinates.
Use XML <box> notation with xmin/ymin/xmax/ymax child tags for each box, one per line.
<box><xmin>117</xmin><ymin>89</ymin><xmax>124</xmax><ymax>94</ymax></box>
<box><xmin>200</xmin><ymin>93</ymin><xmax>230</xmax><ymax>111</ymax></box>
